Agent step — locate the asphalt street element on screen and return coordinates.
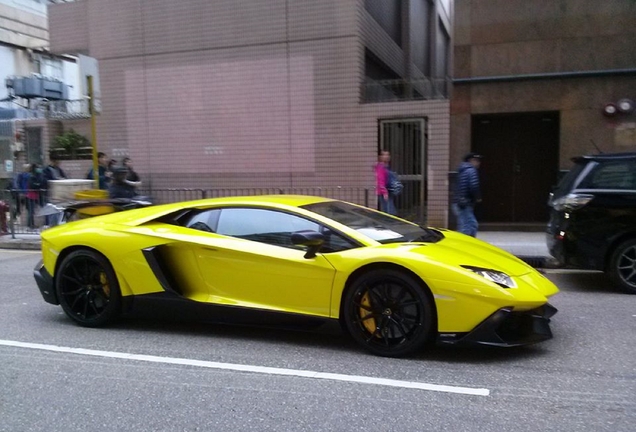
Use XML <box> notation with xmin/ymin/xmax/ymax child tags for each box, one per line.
<box><xmin>0</xmin><ymin>249</ymin><xmax>634</xmax><ymax>432</ymax></box>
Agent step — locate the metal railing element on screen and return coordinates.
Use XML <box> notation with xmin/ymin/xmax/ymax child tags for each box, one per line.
<box><xmin>0</xmin><ymin>99</ymin><xmax>92</xmax><ymax>120</ymax></box>
<box><xmin>0</xmin><ymin>187</ymin><xmax>374</xmax><ymax>237</ymax></box>
<box><xmin>361</xmin><ymin>77</ymin><xmax>450</xmax><ymax>103</ymax></box>
<box><xmin>45</xmin><ymin>99</ymin><xmax>92</xmax><ymax>120</ymax></box>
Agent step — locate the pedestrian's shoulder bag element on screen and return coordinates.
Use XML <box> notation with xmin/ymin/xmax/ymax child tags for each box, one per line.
<box><xmin>386</xmin><ymin>170</ymin><xmax>404</xmax><ymax>196</ymax></box>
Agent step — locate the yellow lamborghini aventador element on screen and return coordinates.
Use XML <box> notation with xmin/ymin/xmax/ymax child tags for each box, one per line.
<box><xmin>34</xmin><ymin>195</ymin><xmax>559</xmax><ymax>357</ymax></box>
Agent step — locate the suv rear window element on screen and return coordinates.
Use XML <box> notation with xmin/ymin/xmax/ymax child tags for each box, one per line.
<box><xmin>551</xmin><ymin>161</ymin><xmax>587</xmax><ymax>199</ymax></box>
<box><xmin>578</xmin><ymin>160</ymin><xmax>636</xmax><ymax>190</ymax></box>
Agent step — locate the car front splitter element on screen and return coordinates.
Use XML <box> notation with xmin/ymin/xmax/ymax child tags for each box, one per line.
<box><xmin>438</xmin><ymin>303</ymin><xmax>558</xmax><ymax>347</ymax></box>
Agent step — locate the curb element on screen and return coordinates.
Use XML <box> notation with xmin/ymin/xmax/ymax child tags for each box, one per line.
<box><xmin>0</xmin><ymin>235</ymin><xmax>41</xmax><ymax>251</ymax></box>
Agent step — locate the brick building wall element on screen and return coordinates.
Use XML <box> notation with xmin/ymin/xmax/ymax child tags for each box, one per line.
<box><xmin>49</xmin><ymin>0</ymin><xmax>452</xmax><ymax>226</ymax></box>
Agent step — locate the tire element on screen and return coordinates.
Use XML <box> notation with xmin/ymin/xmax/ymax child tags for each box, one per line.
<box><xmin>55</xmin><ymin>249</ymin><xmax>122</xmax><ymax>326</ymax></box>
<box><xmin>342</xmin><ymin>269</ymin><xmax>434</xmax><ymax>357</ymax></box>
<box><xmin>608</xmin><ymin>238</ymin><xmax>636</xmax><ymax>294</ymax></box>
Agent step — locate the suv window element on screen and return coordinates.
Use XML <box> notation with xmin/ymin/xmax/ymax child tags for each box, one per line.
<box><xmin>578</xmin><ymin>161</ymin><xmax>636</xmax><ymax>190</ymax></box>
<box><xmin>552</xmin><ymin>162</ymin><xmax>587</xmax><ymax>199</ymax></box>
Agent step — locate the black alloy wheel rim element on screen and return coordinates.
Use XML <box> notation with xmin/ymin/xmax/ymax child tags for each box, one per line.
<box><xmin>59</xmin><ymin>256</ymin><xmax>112</xmax><ymax>321</ymax></box>
<box><xmin>351</xmin><ymin>279</ymin><xmax>423</xmax><ymax>348</ymax></box>
<box><xmin>617</xmin><ymin>244</ymin><xmax>636</xmax><ymax>287</ymax></box>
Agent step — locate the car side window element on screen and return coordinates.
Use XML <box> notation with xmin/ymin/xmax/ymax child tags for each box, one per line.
<box><xmin>215</xmin><ymin>208</ymin><xmax>355</xmax><ymax>252</ymax></box>
<box><xmin>184</xmin><ymin>209</ymin><xmax>221</xmax><ymax>233</ymax></box>
<box><xmin>579</xmin><ymin>161</ymin><xmax>636</xmax><ymax>190</ymax></box>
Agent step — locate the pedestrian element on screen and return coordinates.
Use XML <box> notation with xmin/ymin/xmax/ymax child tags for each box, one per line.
<box><xmin>44</xmin><ymin>155</ymin><xmax>68</xmax><ymax>182</ymax></box>
<box><xmin>107</xmin><ymin>158</ymin><xmax>117</xmax><ymax>185</ymax></box>
<box><xmin>26</xmin><ymin>163</ymin><xmax>44</xmax><ymax>230</ymax></box>
<box><xmin>375</xmin><ymin>149</ymin><xmax>397</xmax><ymax>215</ymax></box>
<box><xmin>12</xmin><ymin>164</ymin><xmax>30</xmax><ymax>220</ymax></box>
<box><xmin>452</xmin><ymin>152</ymin><xmax>483</xmax><ymax>237</ymax></box>
<box><xmin>108</xmin><ymin>166</ymin><xmax>136</xmax><ymax>199</ymax></box>
<box><xmin>43</xmin><ymin>155</ymin><xmax>68</xmax><ymax>226</ymax></box>
<box><xmin>122</xmin><ymin>157</ymin><xmax>141</xmax><ymax>188</ymax></box>
<box><xmin>86</xmin><ymin>152</ymin><xmax>112</xmax><ymax>190</ymax></box>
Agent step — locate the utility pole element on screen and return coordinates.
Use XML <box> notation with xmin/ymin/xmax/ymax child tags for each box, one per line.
<box><xmin>87</xmin><ymin>75</ymin><xmax>99</xmax><ymax>189</ymax></box>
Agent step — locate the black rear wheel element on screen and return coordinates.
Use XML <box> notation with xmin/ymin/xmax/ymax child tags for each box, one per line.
<box><xmin>55</xmin><ymin>249</ymin><xmax>122</xmax><ymax>326</ymax></box>
<box><xmin>342</xmin><ymin>269</ymin><xmax>434</xmax><ymax>357</ymax></box>
<box><xmin>609</xmin><ymin>238</ymin><xmax>636</xmax><ymax>294</ymax></box>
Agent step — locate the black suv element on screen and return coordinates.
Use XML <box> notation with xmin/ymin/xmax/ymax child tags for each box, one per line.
<box><xmin>547</xmin><ymin>152</ymin><xmax>636</xmax><ymax>293</ymax></box>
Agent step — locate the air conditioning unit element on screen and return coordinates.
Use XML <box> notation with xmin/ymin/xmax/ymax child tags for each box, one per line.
<box><xmin>6</xmin><ymin>76</ymin><xmax>69</xmax><ymax>100</ymax></box>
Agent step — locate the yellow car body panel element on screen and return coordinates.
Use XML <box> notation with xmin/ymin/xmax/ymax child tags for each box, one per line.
<box><xmin>323</xmin><ymin>239</ymin><xmax>557</xmax><ymax>332</ymax></box>
<box><xmin>38</xmin><ymin>195</ymin><xmax>558</xmax><ymax>337</ymax></box>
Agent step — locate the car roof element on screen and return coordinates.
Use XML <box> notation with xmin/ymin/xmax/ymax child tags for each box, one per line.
<box><xmin>199</xmin><ymin>194</ymin><xmax>335</xmax><ymax>207</ymax></box>
<box><xmin>573</xmin><ymin>152</ymin><xmax>636</xmax><ymax>163</ymax></box>
<box><xmin>86</xmin><ymin>195</ymin><xmax>337</xmax><ymax>227</ymax></box>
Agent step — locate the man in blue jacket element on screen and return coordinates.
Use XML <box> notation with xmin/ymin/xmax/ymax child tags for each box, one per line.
<box><xmin>452</xmin><ymin>152</ymin><xmax>483</xmax><ymax>236</ymax></box>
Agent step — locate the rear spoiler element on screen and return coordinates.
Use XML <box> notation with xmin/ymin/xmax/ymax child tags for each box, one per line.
<box><xmin>36</xmin><ymin>198</ymin><xmax>153</xmax><ymax>220</ymax></box>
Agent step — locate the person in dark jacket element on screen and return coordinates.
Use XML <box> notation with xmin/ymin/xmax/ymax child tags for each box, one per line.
<box><xmin>86</xmin><ymin>152</ymin><xmax>112</xmax><ymax>190</ymax></box>
<box><xmin>108</xmin><ymin>166</ymin><xmax>136</xmax><ymax>199</ymax></box>
<box><xmin>452</xmin><ymin>152</ymin><xmax>483</xmax><ymax>236</ymax></box>
<box><xmin>44</xmin><ymin>156</ymin><xmax>67</xmax><ymax>183</ymax></box>
<box><xmin>12</xmin><ymin>164</ymin><xmax>30</xmax><ymax>218</ymax></box>
<box><xmin>122</xmin><ymin>157</ymin><xmax>141</xmax><ymax>188</ymax></box>
<box><xmin>43</xmin><ymin>155</ymin><xmax>68</xmax><ymax>226</ymax></box>
<box><xmin>26</xmin><ymin>163</ymin><xmax>44</xmax><ymax>229</ymax></box>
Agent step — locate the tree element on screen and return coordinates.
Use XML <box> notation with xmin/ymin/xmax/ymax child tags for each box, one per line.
<box><xmin>51</xmin><ymin>129</ymin><xmax>92</xmax><ymax>160</ymax></box>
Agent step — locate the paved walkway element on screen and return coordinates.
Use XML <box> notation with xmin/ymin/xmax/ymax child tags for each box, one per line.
<box><xmin>477</xmin><ymin>231</ymin><xmax>549</xmax><ymax>258</ymax></box>
<box><xmin>0</xmin><ymin>233</ymin><xmax>41</xmax><ymax>250</ymax></box>
<box><xmin>0</xmin><ymin>230</ymin><xmax>551</xmax><ymax>257</ymax></box>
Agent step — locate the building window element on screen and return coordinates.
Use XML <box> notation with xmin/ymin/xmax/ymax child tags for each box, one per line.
<box><xmin>364</xmin><ymin>0</ymin><xmax>402</xmax><ymax>47</ymax></box>
<box><xmin>40</xmin><ymin>57</ymin><xmax>63</xmax><ymax>80</ymax></box>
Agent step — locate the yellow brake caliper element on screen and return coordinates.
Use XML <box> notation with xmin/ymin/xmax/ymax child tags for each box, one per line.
<box><xmin>100</xmin><ymin>272</ymin><xmax>110</xmax><ymax>297</ymax></box>
<box><xmin>359</xmin><ymin>292</ymin><xmax>377</xmax><ymax>336</ymax></box>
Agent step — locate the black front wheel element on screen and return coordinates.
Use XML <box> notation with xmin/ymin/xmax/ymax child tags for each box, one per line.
<box><xmin>608</xmin><ymin>238</ymin><xmax>636</xmax><ymax>294</ymax></box>
<box><xmin>342</xmin><ymin>269</ymin><xmax>434</xmax><ymax>357</ymax></box>
<box><xmin>55</xmin><ymin>249</ymin><xmax>122</xmax><ymax>326</ymax></box>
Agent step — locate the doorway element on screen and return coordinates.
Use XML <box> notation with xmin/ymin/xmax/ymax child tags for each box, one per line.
<box><xmin>380</xmin><ymin>118</ymin><xmax>427</xmax><ymax>224</ymax></box>
<box><xmin>472</xmin><ymin>112</ymin><xmax>559</xmax><ymax>223</ymax></box>
<box><xmin>25</xmin><ymin>127</ymin><xmax>43</xmax><ymax>165</ymax></box>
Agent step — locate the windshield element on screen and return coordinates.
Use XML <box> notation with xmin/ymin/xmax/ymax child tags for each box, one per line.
<box><xmin>302</xmin><ymin>201</ymin><xmax>443</xmax><ymax>244</ymax></box>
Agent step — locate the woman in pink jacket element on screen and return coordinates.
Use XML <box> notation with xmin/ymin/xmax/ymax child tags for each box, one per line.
<box><xmin>375</xmin><ymin>150</ymin><xmax>396</xmax><ymax>215</ymax></box>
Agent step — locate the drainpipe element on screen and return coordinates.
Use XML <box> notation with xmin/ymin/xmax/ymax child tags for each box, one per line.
<box><xmin>453</xmin><ymin>68</ymin><xmax>636</xmax><ymax>84</ymax></box>
<box><xmin>401</xmin><ymin>0</ymin><xmax>412</xmax><ymax>99</ymax></box>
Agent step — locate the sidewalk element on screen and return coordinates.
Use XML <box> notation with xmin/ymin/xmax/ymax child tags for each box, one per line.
<box><xmin>0</xmin><ymin>233</ymin><xmax>41</xmax><ymax>250</ymax></box>
<box><xmin>0</xmin><ymin>230</ymin><xmax>551</xmax><ymax>258</ymax></box>
<box><xmin>477</xmin><ymin>231</ymin><xmax>549</xmax><ymax>258</ymax></box>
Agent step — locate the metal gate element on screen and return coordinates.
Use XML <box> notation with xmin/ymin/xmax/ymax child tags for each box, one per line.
<box><xmin>380</xmin><ymin>118</ymin><xmax>427</xmax><ymax>224</ymax></box>
<box><xmin>0</xmin><ymin>121</ymin><xmax>15</xmax><ymax>181</ymax></box>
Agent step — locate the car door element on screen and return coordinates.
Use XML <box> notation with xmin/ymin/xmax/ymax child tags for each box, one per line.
<box><xmin>189</xmin><ymin>207</ymin><xmax>339</xmax><ymax>317</ymax></box>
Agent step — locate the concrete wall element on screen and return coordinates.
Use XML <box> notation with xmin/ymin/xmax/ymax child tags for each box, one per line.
<box><xmin>452</xmin><ymin>0</ymin><xmax>636</xmax><ymax>168</ymax></box>
<box><xmin>0</xmin><ymin>0</ymin><xmax>48</xmax><ymax>48</ymax></box>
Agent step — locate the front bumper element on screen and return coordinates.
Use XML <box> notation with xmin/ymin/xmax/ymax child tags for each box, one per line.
<box><xmin>34</xmin><ymin>260</ymin><xmax>58</xmax><ymax>305</ymax></box>
<box><xmin>438</xmin><ymin>303</ymin><xmax>558</xmax><ymax>347</ymax></box>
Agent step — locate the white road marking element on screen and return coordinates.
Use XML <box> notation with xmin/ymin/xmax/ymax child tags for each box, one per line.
<box><xmin>0</xmin><ymin>339</ymin><xmax>489</xmax><ymax>396</ymax></box>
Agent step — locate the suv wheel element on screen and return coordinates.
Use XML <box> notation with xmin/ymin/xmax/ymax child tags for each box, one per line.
<box><xmin>608</xmin><ymin>238</ymin><xmax>636</xmax><ymax>294</ymax></box>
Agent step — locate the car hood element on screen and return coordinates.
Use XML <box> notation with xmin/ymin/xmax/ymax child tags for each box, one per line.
<box><xmin>384</xmin><ymin>230</ymin><xmax>534</xmax><ymax>276</ymax></box>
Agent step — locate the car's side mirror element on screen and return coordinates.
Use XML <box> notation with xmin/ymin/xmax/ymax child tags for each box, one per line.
<box><xmin>291</xmin><ymin>230</ymin><xmax>325</xmax><ymax>259</ymax></box>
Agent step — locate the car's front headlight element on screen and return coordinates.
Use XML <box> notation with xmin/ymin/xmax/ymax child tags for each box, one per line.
<box><xmin>461</xmin><ymin>265</ymin><xmax>517</xmax><ymax>288</ymax></box>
